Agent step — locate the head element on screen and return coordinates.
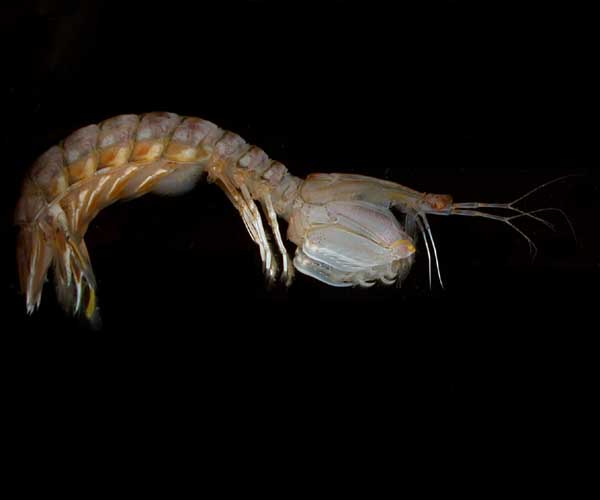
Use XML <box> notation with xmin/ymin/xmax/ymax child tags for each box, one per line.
<box><xmin>420</xmin><ymin>193</ymin><xmax>454</xmax><ymax>213</ymax></box>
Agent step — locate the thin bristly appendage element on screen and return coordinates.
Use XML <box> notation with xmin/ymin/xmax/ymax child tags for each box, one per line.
<box><xmin>215</xmin><ymin>176</ymin><xmax>269</xmax><ymax>274</ymax></box>
<box><xmin>509</xmin><ymin>174</ymin><xmax>581</xmax><ymax>206</ymax></box>
<box><xmin>448</xmin><ymin>206</ymin><xmax>576</xmax><ymax>260</ymax></box>
<box><xmin>414</xmin><ymin>215</ymin><xmax>433</xmax><ymax>289</ymax></box>
<box><xmin>418</xmin><ymin>213</ymin><xmax>445</xmax><ymax>289</ymax></box>
<box><xmin>240</xmin><ymin>184</ymin><xmax>277</xmax><ymax>281</ymax></box>
<box><xmin>446</xmin><ymin>175</ymin><xmax>580</xmax><ymax>260</ymax></box>
<box><xmin>416</xmin><ymin>204</ymin><xmax>555</xmax><ymax>289</ymax></box>
<box><xmin>526</xmin><ymin>207</ymin><xmax>578</xmax><ymax>246</ymax></box>
<box><xmin>452</xmin><ymin>175</ymin><xmax>579</xmax><ymax>241</ymax></box>
<box><xmin>454</xmin><ymin>175</ymin><xmax>581</xmax><ymax>213</ymax></box>
<box><xmin>261</xmin><ymin>195</ymin><xmax>294</xmax><ymax>286</ymax></box>
<box><xmin>449</xmin><ymin>208</ymin><xmax>540</xmax><ymax>259</ymax></box>
<box><xmin>452</xmin><ymin>202</ymin><xmax>556</xmax><ymax>231</ymax></box>
<box><xmin>458</xmin><ymin>205</ymin><xmax>578</xmax><ymax>247</ymax></box>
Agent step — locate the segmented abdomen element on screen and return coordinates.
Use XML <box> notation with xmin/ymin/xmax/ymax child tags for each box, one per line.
<box><xmin>16</xmin><ymin>112</ymin><xmax>298</xmax><ymax>232</ymax></box>
<box><xmin>14</xmin><ymin>112</ymin><xmax>300</xmax><ymax>321</ymax></box>
<box><xmin>17</xmin><ymin>113</ymin><xmax>220</xmax><ymax>230</ymax></box>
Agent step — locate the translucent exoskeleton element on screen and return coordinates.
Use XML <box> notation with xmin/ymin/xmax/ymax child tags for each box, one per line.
<box><xmin>14</xmin><ymin>112</ymin><xmax>573</xmax><ymax>327</ymax></box>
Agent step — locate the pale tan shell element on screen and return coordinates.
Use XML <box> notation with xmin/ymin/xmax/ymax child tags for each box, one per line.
<box><xmin>14</xmin><ymin>112</ymin><xmax>300</xmax><ymax>323</ymax></box>
<box><xmin>16</xmin><ymin>112</ymin><xmax>296</xmax><ymax>229</ymax></box>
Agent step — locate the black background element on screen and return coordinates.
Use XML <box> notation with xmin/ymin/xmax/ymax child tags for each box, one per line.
<box><xmin>1</xmin><ymin>0</ymin><xmax>596</xmax><ymax>483</ymax></box>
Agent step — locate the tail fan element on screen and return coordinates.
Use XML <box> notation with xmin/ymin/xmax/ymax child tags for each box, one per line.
<box><xmin>16</xmin><ymin>222</ymin><xmax>101</xmax><ymax>329</ymax></box>
<box><xmin>16</xmin><ymin>224</ymin><xmax>53</xmax><ymax>315</ymax></box>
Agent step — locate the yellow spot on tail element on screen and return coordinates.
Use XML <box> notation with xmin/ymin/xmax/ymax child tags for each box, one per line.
<box><xmin>391</xmin><ymin>239</ymin><xmax>416</xmax><ymax>254</ymax></box>
<box><xmin>86</xmin><ymin>287</ymin><xmax>96</xmax><ymax>319</ymax></box>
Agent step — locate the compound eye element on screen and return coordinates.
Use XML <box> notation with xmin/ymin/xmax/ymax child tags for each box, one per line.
<box><xmin>425</xmin><ymin>194</ymin><xmax>453</xmax><ymax>211</ymax></box>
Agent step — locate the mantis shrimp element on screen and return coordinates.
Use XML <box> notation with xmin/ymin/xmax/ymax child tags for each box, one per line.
<box><xmin>14</xmin><ymin>112</ymin><xmax>570</xmax><ymax>327</ymax></box>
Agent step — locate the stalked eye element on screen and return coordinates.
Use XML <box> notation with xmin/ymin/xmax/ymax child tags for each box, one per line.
<box><xmin>424</xmin><ymin>194</ymin><xmax>453</xmax><ymax>211</ymax></box>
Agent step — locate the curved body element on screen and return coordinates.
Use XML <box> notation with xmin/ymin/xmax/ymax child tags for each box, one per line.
<box><xmin>16</xmin><ymin>112</ymin><xmax>562</xmax><ymax>327</ymax></box>
<box><xmin>15</xmin><ymin>112</ymin><xmax>419</xmax><ymax>326</ymax></box>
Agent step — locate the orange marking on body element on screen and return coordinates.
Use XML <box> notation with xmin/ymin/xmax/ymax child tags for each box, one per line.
<box><xmin>67</xmin><ymin>154</ymin><xmax>98</xmax><ymax>182</ymax></box>
<box><xmin>164</xmin><ymin>142</ymin><xmax>211</xmax><ymax>162</ymax></box>
<box><xmin>131</xmin><ymin>141</ymin><xmax>164</xmax><ymax>163</ymax></box>
<box><xmin>425</xmin><ymin>193</ymin><xmax>453</xmax><ymax>211</ymax></box>
<box><xmin>45</xmin><ymin>175</ymin><xmax>69</xmax><ymax>199</ymax></box>
<box><xmin>99</xmin><ymin>145</ymin><xmax>131</xmax><ymax>168</ymax></box>
<box><xmin>390</xmin><ymin>239</ymin><xmax>416</xmax><ymax>254</ymax></box>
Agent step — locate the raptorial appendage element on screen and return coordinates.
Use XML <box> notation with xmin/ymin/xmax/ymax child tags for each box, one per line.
<box><xmin>285</xmin><ymin>173</ymin><xmax>418</xmax><ymax>288</ymax></box>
